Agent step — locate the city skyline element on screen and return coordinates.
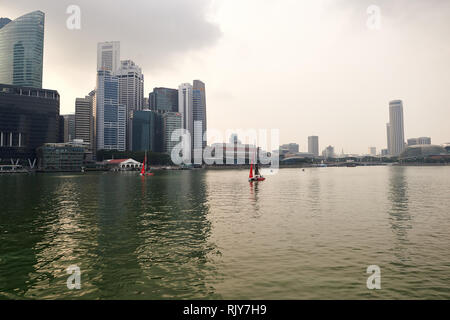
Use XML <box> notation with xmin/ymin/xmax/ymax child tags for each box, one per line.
<box><xmin>1</xmin><ymin>1</ymin><xmax>450</xmax><ymax>154</ymax></box>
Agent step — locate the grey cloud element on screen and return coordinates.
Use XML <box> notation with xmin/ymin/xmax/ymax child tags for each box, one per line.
<box><xmin>3</xmin><ymin>0</ymin><xmax>222</xmax><ymax>71</ymax></box>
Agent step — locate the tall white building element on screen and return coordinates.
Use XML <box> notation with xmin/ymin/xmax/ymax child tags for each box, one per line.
<box><xmin>116</xmin><ymin>60</ymin><xmax>144</xmax><ymax>150</ymax></box>
<box><xmin>97</xmin><ymin>41</ymin><xmax>120</xmax><ymax>73</ymax></box>
<box><xmin>178</xmin><ymin>83</ymin><xmax>194</xmax><ymax>149</ymax></box>
<box><xmin>388</xmin><ymin>100</ymin><xmax>406</xmax><ymax>156</ymax></box>
<box><xmin>95</xmin><ymin>70</ymin><xmax>126</xmax><ymax>151</ymax></box>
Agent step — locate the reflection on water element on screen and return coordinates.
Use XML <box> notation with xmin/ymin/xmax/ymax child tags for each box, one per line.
<box><xmin>388</xmin><ymin>167</ymin><xmax>412</xmax><ymax>260</ymax></box>
<box><xmin>1</xmin><ymin>167</ymin><xmax>449</xmax><ymax>299</ymax></box>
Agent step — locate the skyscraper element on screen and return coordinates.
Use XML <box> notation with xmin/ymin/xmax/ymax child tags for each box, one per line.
<box><xmin>62</xmin><ymin>114</ymin><xmax>75</xmax><ymax>142</ymax></box>
<box><xmin>75</xmin><ymin>92</ymin><xmax>95</xmax><ymax>152</ymax></box>
<box><xmin>0</xmin><ymin>11</ymin><xmax>45</xmax><ymax>88</ymax></box>
<box><xmin>178</xmin><ymin>83</ymin><xmax>194</xmax><ymax>150</ymax></box>
<box><xmin>388</xmin><ymin>100</ymin><xmax>406</xmax><ymax>156</ymax></box>
<box><xmin>308</xmin><ymin>136</ymin><xmax>319</xmax><ymax>157</ymax></box>
<box><xmin>162</xmin><ymin>112</ymin><xmax>182</xmax><ymax>155</ymax></box>
<box><xmin>193</xmin><ymin>80</ymin><xmax>207</xmax><ymax>155</ymax></box>
<box><xmin>116</xmin><ymin>60</ymin><xmax>144</xmax><ymax>150</ymax></box>
<box><xmin>132</xmin><ymin>110</ymin><xmax>163</xmax><ymax>153</ymax></box>
<box><xmin>95</xmin><ymin>70</ymin><xmax>126</xmax><ymax>151</ymax></box>
<box><xmin>97</xmin><ymin>41</ymin><xmax>120</xmax><ymax>72</ymax></box>
<box><xmin>149</xmin><ymin>88</ymin><xmax>179</xmax><ymax>113</ymax></box>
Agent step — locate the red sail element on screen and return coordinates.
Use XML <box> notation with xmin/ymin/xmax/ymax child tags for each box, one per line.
<box><xmin>140</xmin><ymin>156</ymin><xmax>146</xmax><ymax>175</ymax></box>
<box><xmin>249</xmin><ymin>162</ymin><xmax>254</xmax><ymax>179</ymax></box>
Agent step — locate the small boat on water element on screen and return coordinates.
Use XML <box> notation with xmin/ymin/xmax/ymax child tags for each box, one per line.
<box><xmin>140</xmin><ymin>152</ymin><xmax>154</xmax><ymax>177</ymax></box>
<box><xmin>249</xmin><ymin>147</ymin><xmax>266</xmax><ymax>182</ymax></box>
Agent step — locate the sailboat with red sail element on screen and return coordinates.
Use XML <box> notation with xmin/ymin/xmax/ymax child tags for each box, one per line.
<box><xmin>140</xmin><ymin>151</ymin><xmax>154</xmax><ymax>177</ymax></box>
<box><xmin>249</xmin><ymin>147</ymin><xmax>265</xmax><ymax>182</ymax></box>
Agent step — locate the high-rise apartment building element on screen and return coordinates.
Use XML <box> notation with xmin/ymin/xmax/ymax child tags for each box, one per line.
<box><xmin>162</xmin><ymin>112</ymin><xmax>182</xmax><ymax>155</ymax></box>
<box><xmin>97</xmin><ymin>41</ymin><xmax>120</xmax><ymax>73</ymax></box>
<box><xmin>0</xmin><ymin>11</ymin><xmax>45</xmax><ymax>88</ymax></box>
<box><xmin>95</xmin><ymin>70</ymin><xmax>126</xmax><ymax>151</ymax></box>
<box><xmin>388</xmin><ymin>100</ymin><xmax>406</xmax><ymax>156</ymax></box>
<box><xmin>308</xmin><ymin>136</ymin><xmax>319</xmax><ymax>157</ymax></box>
<box><xmin>116</xmin><ymin>60</ymin><xmax>144</xmax><ymax>150</ymax></box>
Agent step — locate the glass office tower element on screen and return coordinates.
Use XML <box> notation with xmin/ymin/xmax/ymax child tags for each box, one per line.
<box><xmin>132</xmin><ymin>110</ymin><xmax>163</xmax><ymax>153</ymax></box>
<box><xmin>149</xmin><ymin>88</ymin><xmax>179</xmax><ymax>113</ymax></box>
<box><xmin>193</xmin><ymin>80</ymin><xmax>207</xmax><ymax>150</ymax></box>
<box><xmin>0</xmin><ymin>11</ymin><xmax>45</xmax><ymax>88</ymax></box>
<box><xmin>96</xmin><ymin>70</ymin><xmax>126</xmax><ymax>152</ymax></box>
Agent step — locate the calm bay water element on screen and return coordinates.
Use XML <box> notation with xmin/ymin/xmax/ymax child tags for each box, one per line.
<box><xmin>0</xmin><ymin>166</ymin><xmax>449</xmax><ymax>299</ymax></box>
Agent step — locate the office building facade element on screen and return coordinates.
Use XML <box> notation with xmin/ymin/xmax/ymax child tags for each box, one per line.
<box><xmin>97</xmin><ymin>41</ymin><xmax>120</xmax><ymax>73</ymax></box>
<box><xmin>37</xmin><ymin>142</ymin><xmax>86</xmax><ymax>172</ymax></box>
<box><xmin>95</xmin><ymin>70</ymin><xmax>126</xmax><ymax>151</ymax></box>
<box><xmin>132</xmin><ymin>110</ymin><xmax>163</xmax><ymax>153</ymax></box>
<box><xmin>75</xmin><ymin>92</ymin><xmax>95</xmax><ymax>152</ymax></box>
<box><xmin>62</xmin><ymin>114</ymin><xmax>75</xmax><ymax>142</ymax></box>
<box><xmin>0</xmin><ymin>11</ymin><xmax>45</xmax><ymax>88</ymax></box>
<box><xmin>116</xmin><ymin>60</ymin><xmax>144</xmax><ymax>150</ymax></box>
<box><xmin>193</xmin><ymin>80</ymin><xmax>207</xmax><ymax>155</ymax></box>
<box><xmin>163</xmin><ymin>112</ymin><xmax>182</xmax><ymax>155</ymax></box>
<box><xmin>0</xmin><ymin>84</ymin><xmax>60</xmax><ymax>163</ymax></box>
<box><xmin>149</xmin><ymin>87</ymin><xmax>179</xmax><ymax>113</ymax></box>
<box><xmin>178</xmin><ymin>83</ymin><xmax>193</xmax><ymax>138</ymax></box>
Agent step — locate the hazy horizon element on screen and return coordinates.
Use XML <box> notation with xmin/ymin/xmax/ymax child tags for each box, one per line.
<box><xmin>1</xmin><ymin>0</ymin><xmax>449</xmax><ymax>154</ymax></box>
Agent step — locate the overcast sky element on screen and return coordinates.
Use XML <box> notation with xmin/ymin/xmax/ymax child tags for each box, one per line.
<box><xmin>1</xmin><ymin>0</ymin><xmax>449</xmax><ymax>153</ymax></box>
